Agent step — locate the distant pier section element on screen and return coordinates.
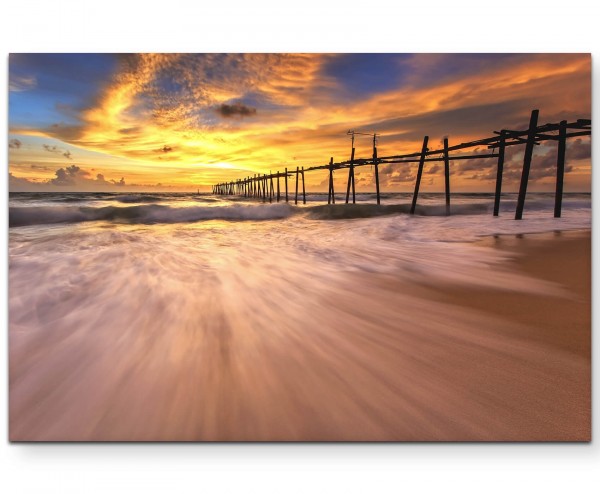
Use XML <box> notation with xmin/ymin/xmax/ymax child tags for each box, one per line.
<box><xmin>212</xmin><ymin>110</ymin><xmax>591</xmax><ymax>220</ymax></box>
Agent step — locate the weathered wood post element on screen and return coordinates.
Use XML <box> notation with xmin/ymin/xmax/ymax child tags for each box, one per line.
<box><xmin>295</xmin><ymin>166</ymin><xmax>299</xmax><ymax>205</ymax></box>
<box><xmin>302</xmin><ymin>166</ymin><xmax>306</xmax><ymax>204</ymax></box>
<box><xmin>443</xmin><ymin>137</ymin><xmax>450</xmax><ymax>215</ymax></box>
<box><xmin>277</xmin><ymin>172</ymin><xmax>281</xmax><ymax>202</ymax></box>
<box><xmin>269</xmin><ymin>173</ymin><xmax>274</xmax><ymax>203</ymax></box>
<box><xmin>410</xmin><ymin>136</ymin><xmax>429</xmax><ymax>214</ymax></box>
<box><xmin>515</xmin><ymin>109</ymin><xmax>539</xmax><ymax>220</ymax></box>
<box><xmin>554</xmin><ymin>120</ymin><xmax>567</xmax><ymax>218</ymax></box>
<box><xmin>263</xmin><ymin>174</ymin><xmax>268</xmax><ymax>202</ymax></box>
<box><xmin>493</xmin><ymin>132</ymin><xmax>506</xmax><ymax>216</ymax></box>
<box><xmin>285</xmin><ymin>167</ymin><xmax>289</xmax><ymax>202</ymax></box>
<box><xmin>345</xmin><ymin>147</ymin><xmax>356</xmax><ymax>204</ymax></box>
<box><xmin>328</xmin><ymin>157</ymin><xmax>335</xmax><ymax>204</ymax></box>
<box><xmin>373</xmin><ymin>138</ymin><xmax>380</xmax><ymax>205</ymax></box>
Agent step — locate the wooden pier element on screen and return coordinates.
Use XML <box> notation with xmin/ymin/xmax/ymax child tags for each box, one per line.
<box><xmin>212</xmin><ymin>110</ymin><xmax>591</xmax><ymax>219</ymax></box>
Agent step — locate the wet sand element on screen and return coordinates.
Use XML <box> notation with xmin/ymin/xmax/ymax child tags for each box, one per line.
<box><xmin>9</xmin><ymin>230</ymin><xmax>591</xmax><ymax>441</ymax></box>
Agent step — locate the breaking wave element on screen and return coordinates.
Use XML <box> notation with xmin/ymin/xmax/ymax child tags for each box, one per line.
<box><xmin>9</xmin><ymin>203</ymin><xmax>296</xmax><ymax>227</ymax></box>
<box><xmin>113</xmin><ymin>194</ymin><xmax>164</xmax><ymax>203</ymax></box>
<box><xmin>308</xmin><ymin>202</ymin><xmax>489</xmax><ymax>220</ymax></box>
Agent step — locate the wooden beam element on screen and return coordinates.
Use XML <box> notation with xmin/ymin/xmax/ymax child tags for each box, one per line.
<box><xmin>410</xmin><ymin>136</ymin><xmax>429</xmax><ymax>215</ymax></box>
<box><xmin>554</xmin><ymin>120</ymin><xmax>567</xmax><ymax>218</ymax></box>
<box><xmin>285</xmin><ymin>167</ymin><xmax>289</xmax><ymax>202</ymax></box>
<box><xmin>515</xmin><ymin>110</ymin><xmax>539</xmax><ymax>220</ymax></box>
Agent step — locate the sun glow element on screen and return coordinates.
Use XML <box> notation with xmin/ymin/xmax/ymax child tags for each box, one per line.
<box><xmin>9</xmin><ymin>53</ymin><xmax>591</xmax><ymax>192</ymax></box>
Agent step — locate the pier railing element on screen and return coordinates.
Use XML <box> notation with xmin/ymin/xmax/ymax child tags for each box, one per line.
<box><xmin>212</xmin><ymin>110</ymin><xmax>591</xmax><ymax>219</ymax></box>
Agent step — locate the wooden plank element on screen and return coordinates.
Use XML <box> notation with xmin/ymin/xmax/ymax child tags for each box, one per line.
<box><xmin>410</xmin><ymin>136</ymin><xmax>429</xmax><ymax>214</ymax></box>
<box><xmin>515</xmin><ymin>110</ymin><xmax>539</xmax><ymax>220</ymax></box>
<box><xmin>554</xmin><ymin>120</ymin><xmax>567</xmax><ymax>218</ymax></box>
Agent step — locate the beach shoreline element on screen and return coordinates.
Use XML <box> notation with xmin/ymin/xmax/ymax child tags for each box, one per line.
<box><xmin>9</xmin><ymin>224</ymin><xmax>591</xmax><ymax>442</ymax></box>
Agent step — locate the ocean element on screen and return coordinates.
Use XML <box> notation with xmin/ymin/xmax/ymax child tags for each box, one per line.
<box><xmin>8</xmin><ymin>191</ymin><xmax>591</xmax><ymax>440</ymax></box>
<box><xmin>9</xmin><ymin>191</ymin><xmax>591</xmax><ymax>287</ymax></box>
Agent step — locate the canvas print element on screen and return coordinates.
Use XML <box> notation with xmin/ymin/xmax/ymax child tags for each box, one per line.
<box><xmin>8</xmin><ymin>53</ymin><xmax>591</xmax><ymax>441</ymax></box>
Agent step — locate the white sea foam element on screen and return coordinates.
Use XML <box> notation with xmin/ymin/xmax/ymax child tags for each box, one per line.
<box><xmin>8</xmin><ymin>191</ymin><xmax>590</xmax><ymax>440</ymax></box>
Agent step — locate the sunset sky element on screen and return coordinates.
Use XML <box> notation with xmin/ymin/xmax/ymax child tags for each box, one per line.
<box><xmin>8</xmin><ymin>53</ymin><xmax>591</xmax><ymax>192</ymax></box>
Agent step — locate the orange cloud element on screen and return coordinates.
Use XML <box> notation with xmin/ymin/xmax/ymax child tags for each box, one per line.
<box><xmin>10</xmin><ymin>53</ymin><xmax>591</xmax><ymax>191</ymax></box>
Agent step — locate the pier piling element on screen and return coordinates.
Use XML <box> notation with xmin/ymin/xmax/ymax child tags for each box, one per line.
<box><xmin>515</xmin><ymin>110</ymin><xmax>539</xmax><ymax>220</ymax></box>
<box><xmin>295</xmin><ymin>166</ymin><xmax>299</xmax><ymax>205</ymax></box>
<box><xmin>410</xmin><ymin>136</ymin><xmax>429</xmax><ymax>214</ymax></box>
<box><xmin>373</xmin><ymin>141</ymin><xmax>380</xmax><ymax>205</ymax></box>
<box><xmin>328</xmin><ymin>157</ymin><xmax>335</xmax><ymax>204</ymax></box>
<box><xmin>493</xmin><ymin>131</ymin><xmax>506</xmax><ymax>216</ymax></box>
<box><xmin>554</xmin><ymin>120</ymin><xmax>567</xmax><ymax>218</ymax></box>
<box><xmin>443</xmin><ymin>137</ymin><xmax>450</xmax><ymax>215</ymax></box>
<box><xmin>345</xmin><ymin>147</ymin><xmax>356</xmax><ymax>204</ymax></box>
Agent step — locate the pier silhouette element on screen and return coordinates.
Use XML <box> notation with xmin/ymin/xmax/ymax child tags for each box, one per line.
<box><xmin>212</xmin><ymin>110</ymin><xmax>591</xmax><ymax>220</ymax></box>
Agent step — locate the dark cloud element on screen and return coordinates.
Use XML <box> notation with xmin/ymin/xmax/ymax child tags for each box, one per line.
<box><xmin>46</xmin><ymin>123</ymin><xmax>83</xmax><ymax>141</ymax></box>
<box><xmin>568</xmin><ymin>138</ymin><xmax>591</xmax><ymax>160</ymax></box>
<box><xmin>43</xmin><ymin>144</ymin><xmax>59</xmax><ymax>153</ymax></box>
<box><xmin>9</xmin><ymin>167</ymin><xmax>153</xmax><ymax>192</ymax></box>
<box><xmin>426</xmin><ymin>164</ymin><xmax>441</xmax><ymax>175</ymax></box>
<box><xmin>9</xmin><ymin>138</ymin><xmax>22</xmax><ymax>149</ymax></box>
<box><xmin>49</xmin><ymin>165</ymin><xmax>89</xmax><ymax>186</ymax></box>
<box><xmin>453</xmin><ymin>139</ymin><xmax>589</xmax><ymax>184</ymax></box>
<box><xmin>43</xmin><ymin>143</ymin><xmax>73</xmax><ymax>159</ymax></box>
<box><xmin>157</xmin><ymin>145</ymin><xmax>173</xmax><ymax>153</ymax></box>
<box><xmin>216</xmin><ymin>102</ymin><xmax>257</xmax><ymax>118</ymax></box>
<box><xmin>378</xmin><ymin>163</ymin><xmax>417</xmax><ymax>186</ymax></box>
<box><xmin>9</xmin><ymin>172</ymin><xmax>37</xmax><ymax>188</ymax></box>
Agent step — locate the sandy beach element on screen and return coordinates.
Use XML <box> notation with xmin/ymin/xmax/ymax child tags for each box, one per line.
<box><xmin>9</xmin><ymin>223</ymin><xmax>590</xmax><ymax>442</ymax></box>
